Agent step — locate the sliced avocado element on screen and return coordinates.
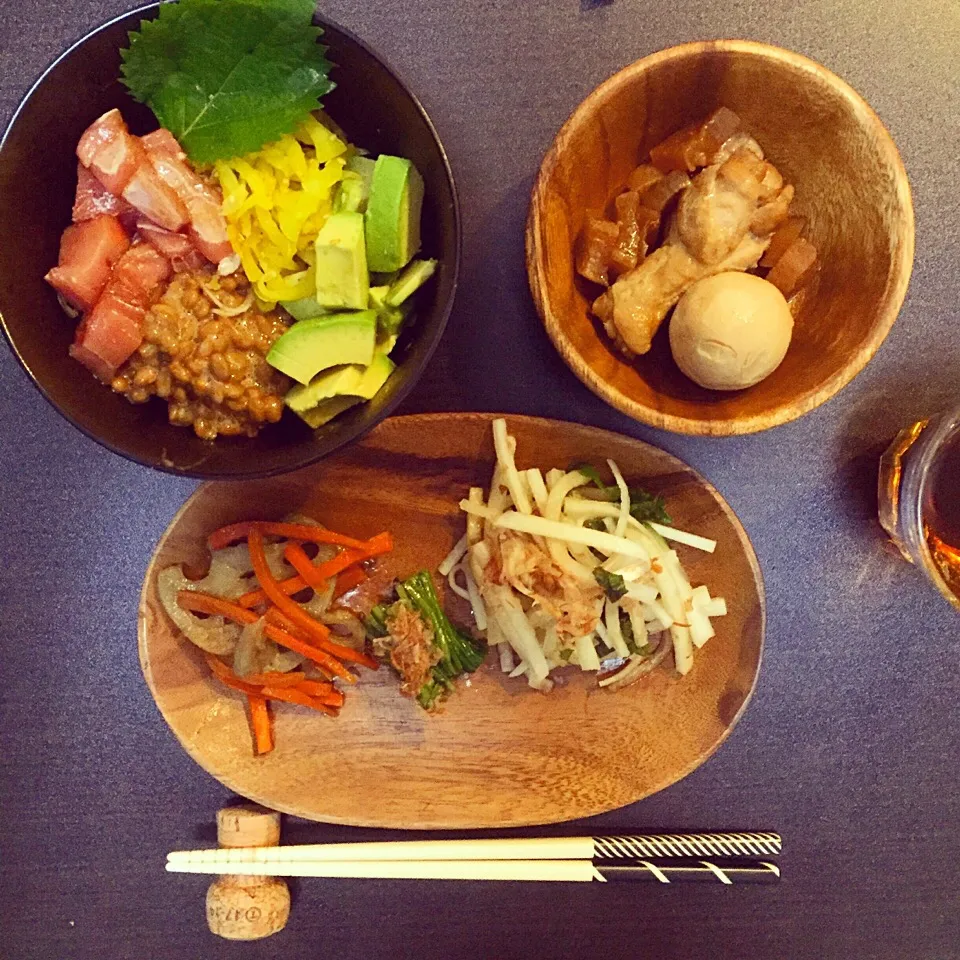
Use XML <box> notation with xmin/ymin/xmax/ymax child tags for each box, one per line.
<box><xmin>314</xmin><ymin>211</ymin><xmax>368</xmax><ymax>310</ymax></box>
<box><xmin>298</xmin><ymin>396</ymin><xmax>364</xmax><ymax>429</ymax></box>
<box><xmin>365</xmin><ymin>156</ymin><xmax>424</xmax><ymax>272</ymax></box>
<box><xmin>346</xmin><ymin>155</ymin><xmax>376</xmax><ymax>193</ymax></box>
<box><xmin>286</xmin><ymin>364</ymin><xmax>365</xmax><ymax>412</ymax></box>
<box><xmin>267</xmin><ymin>310</ymin><xmax>377</xmax><ymax>386</ymax></box>
<box><xmin>368</xmin><ymin>285</ymin><xmax>408</xmax><ymax>340</ymax></box>
<box><xmin>289</xmin><ymin>351</ymin><xmax>396</xmax><ymax>427</ymax></box>
<box><xmin>281</xmin><ymin>295</ymin><xmax>328</xmax><ymax>322</ymax></box>
<box><xmin>387</xmin><ymin>258</ymin><xmax>437</xmax><ymax>306</ymax></box>
<box><xmin>334</xmin><ymin>174</ymin><xmax>369</xmax><ymax>214</ymax></box>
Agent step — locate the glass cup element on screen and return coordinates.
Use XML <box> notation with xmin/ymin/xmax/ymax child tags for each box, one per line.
<box><xmin>878</xmin><ymin>406</ymin><xmax>960</xmax><ymax>612</ymax></box>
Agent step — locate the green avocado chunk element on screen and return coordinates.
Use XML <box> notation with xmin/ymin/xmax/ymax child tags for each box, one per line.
<box><xmin>296</xmin><ymin>396</ymin><xmax>364</xmax><ymax>429</ymax></box>
<box><xmin>288</xmin><ymin>350</ymin><xmax>396</xmax><ymax>427</ymax></box>
<box><xmin>266</xmin><ymin>310</ymin><xmax>377</xmax><ymax>386</ymax></box>
<box><xmin>314</xmin><ymin>211</ymin><xmax>369</xmax><ymax>310</ymax></box>
<box><xmin>281</xmin><ymin>295</ymin><xmax>327</xmax><ymax>321</ymax></box>
<box><xmin>365</xmin><ymin>156</ymin><xmax>424</xmax><ymax>273</ymax></box>
<box><xmin>387</xmin><ymin>258</ymin><xmax>437</xmax><ymax>306</ymax></box>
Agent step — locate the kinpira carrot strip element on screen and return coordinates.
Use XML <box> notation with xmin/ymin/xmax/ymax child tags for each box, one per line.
<box><xmin>295</xmin><ymin>678</ymin><xmax>336</xmax><ymax>697</ymax></box>
<box><xmin>264</xmin><ymin>605</ymin><xmax>306</xmax><ymax>635</ymax></box>
<box><xmin>314</xmin><ymin>532</ymin><xmax>394</xmax><ymax>580</ymax></box>
<box><xmin>248</xmin><ymin>529</ymin><xmax>334</xmax><ymax>645</ymax></box>
<box><xmin>237</xmin><ymin>574</ymin><xmax>308</xmax><ymax>610</ymax></box>
<box><xmin>237</xmin><ymin>531</ymin><xmax>392</xmax><ymax>609</ymax></box>
<box><xmin>248</xmin><ymin>695</ymin><xmax>274</xmax><ymax>755</ymax></box>
<box><xmin>298</xmin><ymin>680</ymin><xmax>344</xmax><ymax>706</ymax></box>
<box><xmin>206</xmin><ymin>655</ymin><xmax>339</xmax><ymax>727</ymax></box>
<box><xmin>261</xmin><ymin>685</ymin><xmax>339</xmax><ymax>716</ymax></box>
<box><xmin>283</xmin><ymin>542</ymin><xmax>329</xmax><ymax>589</ymax></box>
<box><xmin>315</xmin><ymin>635</ymin><xmax>379</xmax><ymax>670</ymax></box>
<box><xmin>263</xmin><ymin>606</ymin><xmax>379</xmax><ymax>670</ymax></box>
<box><xmin>178</xmin><ymin>589</ymin><xmax>258</xmax><ymax>625</ymax></box>
<box><xmin>333</xmin><ymin>565</ymin><xmax>368</xmax><ymax>599</ymax></box>
<box><xmin>208</xmin><ymin>521</ymin><xmax>370</xmax><ymax>552</ymax></box>
<box><xmin>263</xmin><ymin>622</ymin><xmax>357</xmax><ymax>684</ymax></box>
<box><xmin>204</xmin><ymin>654</ymin><xmax>262</xmax><ymax>695</ymax></box>
<box><xmin>241</xmin><ymin>671</ymin><xmax>308</xmax><ymax>688</ymax></box>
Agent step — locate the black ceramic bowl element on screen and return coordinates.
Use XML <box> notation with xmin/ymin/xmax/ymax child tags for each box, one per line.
<box><xmin>0</xmin><ymin>4</ymin><xmax>459</xmax><ymax>478</ymax></box>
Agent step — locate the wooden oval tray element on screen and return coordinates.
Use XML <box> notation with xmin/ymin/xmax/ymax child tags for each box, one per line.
<box><xmin>139</xmin><ymin>413</ymin><xmax>765</xmax><ymax>828</ymax></box>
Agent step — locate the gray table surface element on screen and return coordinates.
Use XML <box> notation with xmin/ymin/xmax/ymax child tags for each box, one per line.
<box><xmin>2</xmin><ymin>1</ymin><xmax>959</xmax><ymax>958</ymax></box>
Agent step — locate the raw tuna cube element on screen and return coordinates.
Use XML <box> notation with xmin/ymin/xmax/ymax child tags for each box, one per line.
<box><xmin>121</xmin><ymin>161</ymin><xmax>189</xmax><ymax>232</ymax></box>
<box><xmin>137</xmin><ymin>220</ymin><xmax>207</xmax><ymax>273</ymax></box>
<box><xmin>44</xmin><ymin>215</ymin><xmax>131</xmax><ymax>311</ymax></box>
<box><xmin>143</xmin><ymin>134</ymin><xmax>232</xmax><ymax>263</ymax></box>
<box><xmin>72</xmin><ymin>163</ymin><xmax>134</xmax><ymax>223</ymax></box>
<box><xmin>76</xmin><ymin>109</ymin><xmax>144</xmax><ymax>195</ymax></box>
<box><xmin>68</xmin><ymin>243</ymin><xmax>172</xmax><ymax>381</ymax></box>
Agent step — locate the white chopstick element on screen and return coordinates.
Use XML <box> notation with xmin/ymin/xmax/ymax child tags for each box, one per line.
<box><xmin>166</xmin><ymin>856</ymin><xmax>781</xmax><ymax>884</ymax></box>
<box><xmin>167</xmin><ymin>832</ymin><xmax>781</xmax><ymax>866</ymax></box>
<box><xmin>168</xmin><ymin>858</ymin><xmax>604</xmax><ymax>882</ymax></box>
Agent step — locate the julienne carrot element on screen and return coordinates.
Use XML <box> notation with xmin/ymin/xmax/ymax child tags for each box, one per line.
<box><xmin>315</xmin><ymin>634</ymin><xmax>379</xmax><ymax>670</ymax></box>
<box><xmin>204</xmin><ymin>654</ymin><xmax>262</xmax><ymax>696</ymax></box>
<box><xmin>263</xmin><ymin>622</ymin><xmax>357</xmax><ymax>684</ymax></box>
<box><xmin>264</xmin><ymin>605</ymin><xmax>378</xmax><ymax>670</ymax></box>
<box><xmin>241</xmin><ymin>671</ymin><xmax>308</xmax><ymax>688</ymax></box>
<box><xmin>248</xmin><ymin>695</ymin><xmax>273</xmax><ymax>755</ymax></box>
<box><xmin>314</xmin><ymin>531</ymin><xmax>394</xmax><ymax>580</ymax></box>
<box><xmin>261</xmin><ymin>685</ymin><xmax>338</xmax><ymax>717</ymax></box>
<box><xmin>248</xmin><ymin>529</ymin><xmax>334</xmax><ymax>646</ymax></box>
<box><xmin>208</xmin><ymin>521</ymin><xmax>370</xmax><ymax>552</ymax></box>
<box><xmin>205</xmin><ymin>653</ymin><xmax>343</xmax><ymax>717</ymax></box>
<box><xmin>298</xmin><ymin>679</ymin><xmax>344</xmax><ymax>704</ymax></box>
<box><xmin>177</xmin><ymin>589</ymin><xmax>258</xmax><ymax>625</ymax></box>
<box><xmin>237</xmin><ymin>574</ymin><xmax>308</xmax><ymax>610</ymax></box>
<box><xmin>236</xmin><ymin>530</ymin><xmax>393</xmax><ymax>609</ymax></box>
<box><xmin>291</xmin><ymin>678</ymin><xmax>336</xmax><ymax>697</ymax></box>
<box><xmin>333</xmin><ymin>564</ymin><xmax>368</xmax><ymax>599</ymax></box>
<box><xmin>283</xmin><ymin>541</ymin><xmax>329</xmax><ymax>589</ymax></box>
<box><xmin>264</xmin><ymin>604</ymin><xmax>307</xmax><ymax>635</ymax></box>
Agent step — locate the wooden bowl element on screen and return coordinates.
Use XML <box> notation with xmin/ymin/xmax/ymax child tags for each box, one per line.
<box><xmin>0</xmin><ymin>6</ymin><xmax>459</xmax><ymax>478</ymax></box>
<box><xmin>526</xmin><ymin>41</ymin><xmax>914</xmax><ymax>436</ymax></box>
<box><xmin>139</xmin><ymin>413</ymin><xmax>765</xmax><ymax>828</ymax></box>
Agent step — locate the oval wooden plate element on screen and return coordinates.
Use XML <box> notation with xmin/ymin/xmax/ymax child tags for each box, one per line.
<box><xmin>139</xmin><ymin>413</ymin><xmax>765</xmax><ymax>828</ymax></box>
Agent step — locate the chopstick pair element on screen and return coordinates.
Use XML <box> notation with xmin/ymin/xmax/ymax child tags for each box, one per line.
<box><xmin>167</xmin><ymin>831</ymin><xmax>781</xmax><ymax>885</ymax></box>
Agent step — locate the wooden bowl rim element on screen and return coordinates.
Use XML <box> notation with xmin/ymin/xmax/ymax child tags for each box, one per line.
<box><xmin>138</xmin><ymin>412</ymin><xmax>767</xmax><ymax>827</ymax></box>
<box><xmin>526</xmin><ymin>39</ymin><xmax>916</xmax><ymax>437</ymax></box>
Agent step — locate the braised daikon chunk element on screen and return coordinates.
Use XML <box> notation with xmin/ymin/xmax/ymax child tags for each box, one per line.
<box><xmin>765</xmin><ymin>237</ymin><xmax>818</xmax><ymax>296</ymax></box>
<box><xmin>576</xmin><ymin>213</ymin><xmax>619</xmax><ymax>286</ymax></box>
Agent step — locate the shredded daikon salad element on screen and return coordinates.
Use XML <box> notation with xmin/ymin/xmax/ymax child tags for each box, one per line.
<box><xmin>438</xmin><ymin>419</ymin><xmax>727</xmax><ymax>692</ymax></box>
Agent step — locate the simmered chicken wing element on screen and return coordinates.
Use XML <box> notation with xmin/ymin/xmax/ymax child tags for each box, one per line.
<box><xmin>606</xmin><ymin>148</ymin><xmax>794</xmax><ymax>355</ymax></box>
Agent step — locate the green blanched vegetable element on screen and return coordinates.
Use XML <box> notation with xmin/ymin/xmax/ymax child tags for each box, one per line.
<box><xmin>593</xmin><ymin>568</ymin><xmax>627</xmax><ymax>602</ymax></box>
<box><xmin>570</xmin><ymin>462</ymin><xmax>672</xmax><ymax>525</ymax></box>
<box><xmin>367</xmin><ymin>571</ymin><xmax>485</xmax><ymax>710</ymax></box>
<box><xmin>120</xmin><ymin>0</ymin><xmax>334</xmax><ymax>164</ymax></box>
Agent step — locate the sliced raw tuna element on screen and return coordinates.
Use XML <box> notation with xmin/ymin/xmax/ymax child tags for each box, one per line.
<box><xmin>72</xmin><ymin>163</ymin><xmax>134</xmax><ymax>222</ymax></box>
<box><xmin>77</xmin><ymin>110</ymin><xmax>188</xmax><ymax>232</ymax></box>
<box><xmin>110</xmin><ymin>242</ymin><xmax>172</xmax><ymax>298</ymax></box>
<box><xmin>69</xmin><ymin>243</ymin><xmax>171</xmax><ymax>382</ymax></box>
<box><xmin>137</xmin><ymin>220</ymin><xmax>207</xmax><ymax>273</ymax></box>
<box><xmin>121</xmin><ymin>160</ymin><xmax>189</xmax><ymax>232</ymax></box>
<box><xmin>76</xmin><ymin>109</ymin><xmax>144</xmax><ymax>195</ymax></box>
<box><xmin>140</xmin><ymin>129</ymin><xmax>186</xmax><ymax>160</ymax></box>
<box><xmin>142</xmin><ymin>131</ymin><xmax>232</xmax><ymax>263</ymax></box>
<box><xmin>44</xmin><ymin>215</ymin><xmax>131</xmax><ymax>311</ymax></box>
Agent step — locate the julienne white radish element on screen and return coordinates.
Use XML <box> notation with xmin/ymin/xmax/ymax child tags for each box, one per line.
<box><xmin>441</xmin><ymin>419</ymin><xmax>727</xmax><ymax>690</ymax></box>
